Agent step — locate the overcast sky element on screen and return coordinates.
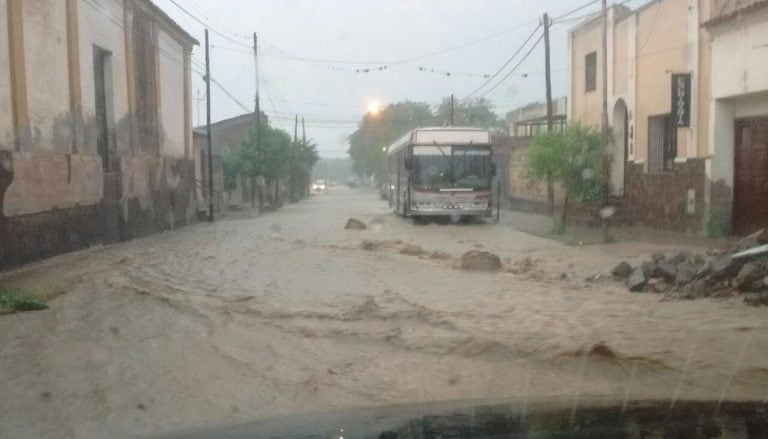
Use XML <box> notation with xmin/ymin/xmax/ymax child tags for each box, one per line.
<box><xmin>154</xmin><ymin>0</ymin><xmax>649</xmax><ymax>158</ymax></box>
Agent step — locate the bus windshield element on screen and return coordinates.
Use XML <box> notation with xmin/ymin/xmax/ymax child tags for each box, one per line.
<box><xmin>412</xmin><ymin>145</ymin><xmax>492</xmax><ymax>190</ymax></box>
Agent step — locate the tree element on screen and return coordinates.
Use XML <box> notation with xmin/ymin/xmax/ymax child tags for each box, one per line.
<box><xmin>526</xmin><ymin>123</ymin><xmax>605</xmax><ymax>231</ymax></box>
<box><xmin>222</xmin><ymin>152</ymin><xmax>241</xmax><ymax>192</ymax></box>
<box><xmin>240</xmin><ymin>121</ymin><xmax>292</xmax><ymax>208</ymax></box>
<box><xmin>348</xmin><ymin>101</ymin><xmax>432</xmax><ymax>184</ymax></box>
<box><xmin>433</xmin><ymin>97</ymin><xmax>504</xmax><ymax>132</ymax></box>
<box><xmin>287</xmin><ymin>138</ymin><xmax>319</xmax><ymax>201</ymax></box>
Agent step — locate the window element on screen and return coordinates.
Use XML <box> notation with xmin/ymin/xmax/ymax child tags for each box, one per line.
<box><xmin>585</xmin><ymin>51</ymin><xmax>597</xmax><ymax>92</ymax></box>
<box><xmin>648</xmin><ymin>114</ymin><xmax>677</xmax><ymax>172</ymax></box>
<box><xmin>93</xmin><ymin>46</ymin><xmax>114</xmax><ymax>172</ymax></box>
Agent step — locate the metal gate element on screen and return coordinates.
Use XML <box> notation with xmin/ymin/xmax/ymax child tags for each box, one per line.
<box><xmin>733</xmin><ymin>118</ymin><xmax>768</xmax><ymax>235</ymax></box>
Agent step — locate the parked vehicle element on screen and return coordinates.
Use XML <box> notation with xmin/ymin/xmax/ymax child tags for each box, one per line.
<box><xmin>386</xmin><ymin>127</ymin><xmax>495</xmax><ymax>221</ymax></box>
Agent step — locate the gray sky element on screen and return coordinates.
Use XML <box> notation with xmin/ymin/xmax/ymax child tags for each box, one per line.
<box><xmin>155</xmin><ymin>0</ymin><xmax>648</xmax><ymax>158</ymax></box>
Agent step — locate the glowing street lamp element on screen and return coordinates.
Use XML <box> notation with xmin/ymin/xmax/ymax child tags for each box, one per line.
<box><xmin>367</xmin><ymin>99</ymin><xmax>383</xmax><ymax>115</ymax></box>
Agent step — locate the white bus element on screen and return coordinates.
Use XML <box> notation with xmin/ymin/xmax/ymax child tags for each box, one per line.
<box><xmin>386</xmin><ymin>127</ymin><xmax>495</xmax><ymax>221</ymax></box>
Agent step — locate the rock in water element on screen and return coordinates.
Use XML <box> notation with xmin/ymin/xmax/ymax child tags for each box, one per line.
<box><xmin>459</xmin><ymin>251</ymin><xmax>502</xmax><ymax>272</ymax></box>
<box><xmin>669</xmin><ymin>252</ymin><xmax>691</xmax><ymax>265</ymax></box>
<box><xmin>710</xmin><ymin>255</ymin><xmax>743</xmax><ymax>280</ymax></box>
<box><xmin>611</xmin><ymin>261</ymin><xmax>633</xmax><ymax>279</ymax></box>
<box><xmin>674</xmin><ymin>262</ymin><xmax>695</xmax><ymax>286</ymax></box>
<box><xmin>345</xmin><ymin>218</ymin><xmax>367</xmax><ymax>230</ymax></box>
<box><xmin>734</xmin><ymin>262</ymin><xmax>763</xmax><ymax>290</ymax></box>
<box><xmin>744</xmin><ymin>293</ymin><xmax>768</xmax><ymax>307</ymax></box>
<box><xmin>641</xmin><ymin>261</ymin><xmax>657</xmax><ymax>278</ymax></box>
<box><xmin>627</xmin><ymin>267</ymin><xmax>647</xmax><ymax>292</ymax></box>
<box><xmin>655</xmin><ymin>260</ymin><xmax>677</xmax><ymax>282</ymax></box>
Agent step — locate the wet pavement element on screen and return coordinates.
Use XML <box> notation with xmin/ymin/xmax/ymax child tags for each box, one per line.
<box><xmin>1</xmin><ymin>186</ymin><xmax>767</xmax><ymax>438</ymax></box>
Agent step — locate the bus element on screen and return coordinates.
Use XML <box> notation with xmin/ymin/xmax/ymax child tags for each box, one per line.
<box><xmin>387</xmin><ymin>127</ymin><xmax>495</xmax><ymax>221</ymax></box>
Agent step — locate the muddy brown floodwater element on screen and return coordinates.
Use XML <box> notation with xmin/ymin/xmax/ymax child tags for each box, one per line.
<box><xmin>1</xmin><ymin>187</ymin><xmax>768</xmax><ymax>437</ymax></box>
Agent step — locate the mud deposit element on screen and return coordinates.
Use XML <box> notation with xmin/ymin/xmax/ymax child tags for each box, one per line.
<box><xmin>1</xmin><ymin>187</ymin><xmax>768</xmax><ymax>438</ymax></box>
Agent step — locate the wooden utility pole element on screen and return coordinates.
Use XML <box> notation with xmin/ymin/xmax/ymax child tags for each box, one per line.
<box><xmin>543</xmin><ymin>13</ymin><xmax>555</xmax><ymax>216</ymax></box>
<box><xmin>294</xmin><ymin>114</ymin><xmax>298</xmax><ymax>144</ymax></box>
<box><xmin>204</xmin><ymin>29</ymin><xmax>214</xmax><ymax>222</ymax></box>
<box><xmin>253</xmin><ymin>32</ymin><xmax>263</xmax><ymax>213</ymax></box>
<box><xmin>449</xmin><ymin>94</ymin><xmax>455</xmax><ymax>126</ymax></box>
<box><xmin>601</xmin><ymin>0</ymin><xmax>609</xmax><ymax>133</ymax></box>
<box><xmin>302</xmin><ymin>117</ymin><xmax>307</xmax><ymax>198</ymax></box>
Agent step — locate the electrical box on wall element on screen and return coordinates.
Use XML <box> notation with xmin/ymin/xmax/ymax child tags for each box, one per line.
<box><xmin>687</xmin><ymin>189</ymin><xmax>696</xmax><ymax>215</ymax></box>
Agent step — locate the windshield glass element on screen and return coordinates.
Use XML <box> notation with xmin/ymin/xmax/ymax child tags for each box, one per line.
<box><xmin>453</xmin><ymin>147</ymin><xmax>493</xmax><ymax>190</ymax></box>
<box><xmin>5</xmin><ymin>0</ymin><xmax>768</xmax><ymax>437</ymax></box>
<box><xmin>412</xmin><ymin>146</ymin><xmax>452</xmax><ymax>189</ymax></box>
<box><xmin>412</xmin><ymin>145</ymin><xmax>492</xmax><ymax>190</ymax></box>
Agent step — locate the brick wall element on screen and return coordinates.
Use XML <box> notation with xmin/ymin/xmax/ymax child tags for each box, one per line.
<box><xmin>624</xmin><ymin>159</ymin><xmax>706</xmax><ymax>232</ymax></box>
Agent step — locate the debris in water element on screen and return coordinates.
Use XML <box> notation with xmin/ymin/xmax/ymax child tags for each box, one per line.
<box><xmin>459</xmin><ymin>251</ymin><xmax>502</xmax><ymax>272</ymax></box>
<box><xmin>345</xmin><ymin>218</ymin><xmax>367</xmax><ymax>230</ymax></box>
<box><xmin>611</xmin><ymin>261</ymin><xmax>633</xmax><ymax>280</ymax></box>
<box><xmin>613</xmin><ymin>247</ymin><xmax>768</xmax><ymax>301</ymax></box>
<box><xmin>360</xmin><ymin>240</ymin><xmax>381</xmax><ymax>250</ymax></box>
<box><xmin>400</xmin><ymin>244</ymin><xmax>427</xmax><ymax>256</ymax></box>
<box><xmin>507</xmin><ymin>257</ymin><xmax>537</xmax><ymax>275</ymax></box>
<box><xmin>429</xmin><ymin>251</ymin><xmax>452</xmax><ymax>260</ymax></box>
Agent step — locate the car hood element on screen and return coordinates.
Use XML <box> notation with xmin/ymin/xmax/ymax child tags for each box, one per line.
<box><xmin>150</xmin><ymin>396</ymin><xmax>768</xmax><ymax>438</ymax></box>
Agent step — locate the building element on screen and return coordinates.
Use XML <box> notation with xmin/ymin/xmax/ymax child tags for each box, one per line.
<box><xmin>568</xmin><ymin>0</ymin><xmax>768</xmax><ymax>234</ymax></box>
<box><xmin>0</xmin><ymin>0</ymin><xmax>197</xmax><ymax>269</ymax></box>
<box><xmin>505</xmin><ymin>97</ymin><xmax>567</xmax><ymax>137</ymax></box>
<box><xmin>193</xmin><ymin>111</ymin><xmax>269</xmax><ymax>208</ymax></box>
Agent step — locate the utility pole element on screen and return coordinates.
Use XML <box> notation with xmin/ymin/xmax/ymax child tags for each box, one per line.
<box><xmin>449</xmin><ymin>94</ymin><xmax>455</xmax><ymax>126</ymax></box>
<box><xmin>204</xmin><ymin>29</ymin><xmax>214</xmax><ymax>222</ymax></box>
<box><xmin>601</xmin><ymin>0</ymin><xmax>609</xmax><ymax>133</ymax></box>
<box><xmin>294</xmin><ymin>114</ymin><xmax>298</xmax><ymax>144</ymax></box>
<box><xmin>302</xmin><ymin>117</ymin><xmax>307</xmax><ymax>198</ymax></box>
<box><xmin>194</xmin><ymin>89</ymin><xmax>203</xmax><ymax>127</ymax></box>
<box><xmin>543</xmin><ymin>12</ymin><xmax>555</xmax><ymax>216</ymax></box>
<box><xmin>253</xmin><ymin>32</ymin><xmax>263</xmax><ymax>213</ymax></box>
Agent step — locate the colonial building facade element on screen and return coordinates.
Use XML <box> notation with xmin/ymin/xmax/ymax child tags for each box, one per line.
<box><xmin>569</xmin><ymin>0</ymin><xmax>768</xmax><ymax>234</ymax></box>
<box><xmin>0</xmin><ymin>0</ymin><xmax>197</xmax><ymax>269</ymax></box>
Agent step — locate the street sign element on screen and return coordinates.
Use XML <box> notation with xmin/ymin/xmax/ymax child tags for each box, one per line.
<box><xmin>671</xmin><ymin>73</ymin><xmax>691</xmax><ymax>127</ymax></box>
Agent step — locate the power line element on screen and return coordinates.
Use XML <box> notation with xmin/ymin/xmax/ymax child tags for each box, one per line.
<box><xmin>165</xmin><ymin>0</ymin><xmax>250</xmax><ymax>48</ymax></box>
<box><xmin>462</xmin><ymin>23</ymin><xmax>542</xmax><ymax>100</ymax></box>
<box><xmin>256</xmin><ymin>19</ymin><xmax>541</xmax><ymax>66</ymax></box>
<box><xmin>474</xmin><ymin>32</ymin><xmax>545</xmax><ymax>99</ymax></box>
<box><xmin>552</xmin><ymin>0</ymin><xmax>601</xmax><ymax>21</ymax></box>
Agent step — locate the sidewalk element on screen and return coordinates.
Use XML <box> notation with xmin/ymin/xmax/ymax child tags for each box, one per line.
<box><xmin>501</xmin><ymin>209</ymin><xmax>734</xmax><ymax>250</ymax></box>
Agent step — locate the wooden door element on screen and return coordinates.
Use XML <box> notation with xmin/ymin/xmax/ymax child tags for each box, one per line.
<box><xmin>733</xmin><ymin>119</ymin><xmax>768</xmax><ymax>235</ymax></box>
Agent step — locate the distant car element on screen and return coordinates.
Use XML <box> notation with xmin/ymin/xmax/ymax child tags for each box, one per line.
<box><xmin>312</xmin><ymin>180</ymin><xmax>327</xmax><ymax>192</ymax></box>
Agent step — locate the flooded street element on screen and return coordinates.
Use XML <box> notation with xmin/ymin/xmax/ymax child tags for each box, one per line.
<box><xmin>2</xmin><ymin>187</ymin><xmax>768</xmax><ymax>438</ymax></box>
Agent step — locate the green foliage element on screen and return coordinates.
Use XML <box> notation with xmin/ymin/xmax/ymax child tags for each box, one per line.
<box><xmin>526</xmin><ymin>123</ymin><xmax>605</xmax><ymax>228</ymax></box>
<box><xmin>222</xmin><ymin>152</ymin><xmax>241</xmax><ymax>192</ymax></box>
<box><xmin>239</xmin><ymin>121</ymin><xmax>292</xmax><ymax>181</ymax></box>
<box><xmin>699</xmin><ymin>208</ymin><xmax>730</xmax><ymax>238</ymax></box>
<box><xmin>286</xmin><ymin>138</ymin><xmax>320</xmax><ymax>201</ymax></box>
<box><xmin>348</xmin><ymin>101</ymin><xmax>432</xmax><ymax>183</ymax></box>
<box><xmin>347</xmin><ymin>97</ymin><xmax>503</xmax><ymax>183</ymax></box>
<box><xmin>0</xmin><ymin>288</ymin><xmax>48</xmax><ymax>312</ymax></box>
<box><xmin>433</xmin><ymin>97</ymin><xmax>504</xmax><ymax>132</ymax></box>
